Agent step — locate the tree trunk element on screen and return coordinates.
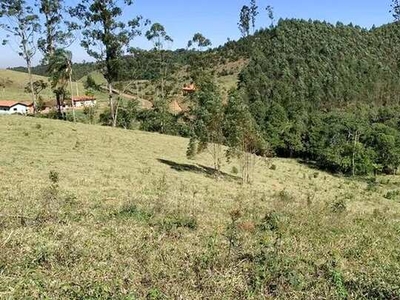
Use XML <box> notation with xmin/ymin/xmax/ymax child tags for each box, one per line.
<box><xmin>69</xmin><ymin>74</ymin><xmax>76</xmax><ymax>122</ymax></box>
<box><xmin>56</xmin><ymin>92</ymin><xmax>62</xmax><ymax>119</ymax></box>
<box><xmin>26</xmin><ymin>59</ymin><xmax>36</xmax><ymax>114</ymax></box>
<box><xmin>108</xmin><ymin>82</ymin><xmax>117</xmax><ymax>127</ymax></box>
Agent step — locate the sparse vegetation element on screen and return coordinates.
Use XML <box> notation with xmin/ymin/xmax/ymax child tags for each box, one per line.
<box><xmin>0</xmin><ymin>116</ymin><xmax>399</xmax><ymax>298</ymax></box>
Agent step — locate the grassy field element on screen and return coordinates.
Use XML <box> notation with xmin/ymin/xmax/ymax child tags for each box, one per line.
<box><xmin>0</xmin><ymin>69</ymin><xmax>90</xmax><ymax>103</ymax></box>
<box><xmin>0</xmin><ymin>116</ymin><xmax>399</xmax><ymax>299</ymax></box>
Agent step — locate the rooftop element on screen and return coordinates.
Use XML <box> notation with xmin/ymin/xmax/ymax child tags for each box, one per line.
<box><xmin>0</xmin><ymin>101</ymin><xmax>29</xmax><ymax>108</ymax></box>
<box><xmin>72</xmin><ymin>96</ymin><xmax>96</xmax><ymax>102</ymax></box>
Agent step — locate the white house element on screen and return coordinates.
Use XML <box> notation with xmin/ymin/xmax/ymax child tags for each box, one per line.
<box><xmin>0</xmin><ymin>101</ymin><xmax>32</xmax><ymax>115</ymax></box>
<box><xmin>72</xmin><ymin>96</ymin><xmax>97</xmax><ymax>108</ymax></box>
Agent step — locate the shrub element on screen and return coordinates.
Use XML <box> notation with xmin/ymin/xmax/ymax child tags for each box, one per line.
<box><xmin>331</xmin><ymin>198</ymin><xmax>347</xmax><ymax>213</ymax></box>
<box><xmin>158</xmin><ymin>214</ymin><xmax>198</xmax><ymax>231</ymax></box>
<box><xmin>231</xmin><ymin>166</ymin><xmax>239</xmax><ymax>174</ymax></box>
<box><xmin>384</xmin><ymin>190</ymin><xmax>400</xmax><ymax>200</ymax></box>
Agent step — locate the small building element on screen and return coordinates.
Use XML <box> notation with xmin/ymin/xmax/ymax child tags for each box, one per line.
<box><xmin>72</xmin><ymin>96</ymin><xmax>97</xmax><ymax>108</ymax></box>
<box><xmin>0</xmin><ymin>101</ymin><xmax>31</xmax><ymax>115</ymax></box>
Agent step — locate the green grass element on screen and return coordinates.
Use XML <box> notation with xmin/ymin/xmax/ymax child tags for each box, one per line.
<box><xmin>0</xmin><ymin>115</ymin><xmax>399</xmax><ymax>299</ymax></box>
<box><xmin>0</xmin><ymin>69</ymin><xmax>115</xmax><ymax>110</ymax></box>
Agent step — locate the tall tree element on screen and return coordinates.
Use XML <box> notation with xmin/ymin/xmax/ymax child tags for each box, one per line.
<box><xmin>188</xmin><ymin>33</ymin><xmax>212</xmax><ymax>51</ymax></box>
<box><xmin>238</xmin><ymin>5</ymin><xmax>251</xmax><ymax>37</ymax></box>
<box><xmin>224</xmin><ymin>90</ymin><xmax>267</xmax><ymax>183</ymax></box>
<box><xmin>69</xmin><ymin>0</ymin><xmax>148</xmax><ymax>127</ymax></box>
<box><xmin>38</xmin><ymin>0</ymin><xmax>74</xmax><ymax>62</ymax></box>
<box><xmin>187</xmin><ymin>74</ymin><xmax>225</xmax><ymax>173</ymax></box>
<box><xmin>186</xmin><ymin>33</ymin><xmax>212</xmax><ymax>83</ymax></box>
<box><xmin>0</xmin><ymin>0</ymin><xmax>40</xmax><ymax>112</ymax></box>
<box><xmin>250</xmin><ymin>0</ymin><xmax>259</xmax><ymax>33</ymax></box>
<box><xmin>266</xmin><ymin>5</ymin><xmax>275</xmax><ymax>27</ymax></box>
<box><xmin>48</xmin><ymin>49</ymin><xmax>75</xmax><ymax>120</ymax></box>
<box><xmin>146</xmin><ymin>23</ymin><xmax>173</xmax><ymax>133</ymax></box>
<box><xmin>146</xmin><ymin>25</ymin><xmax>172</xmax><ymax>98</ymax></box>
<box><xmin>392</xmin><ymin>0</ymin><xmax>400</xmax><ymax>21</ymax></box>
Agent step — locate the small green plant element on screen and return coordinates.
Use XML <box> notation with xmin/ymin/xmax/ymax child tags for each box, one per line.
<box><xmin>38</xmin><ymin>171</ymin><xmax>61</xmax><ymax>221</ymax></box>
<box><xmin>270</xmin><ymin>164</ymin><xmax>277</xmax><ymax>170</ymax></box>
<box><xmin>115</xmin><ymin>202</ymin><xmax>153</xmax><ymax>222</ymax></box>
<box><xmin>384</xmin><ymin>190</ymin><xmax>400</xmax><ymax>200</ymax></box>
<box><xmin>49</xmin><ymin>170</ymin><xmax>59</xmax><ymax>184</ymax></box>
<box><xmin>158</xmin><ymin>214</ymin><xmax>198</xmax><ymax>231</ymax></box>
<box><xmin>275</xmin><ymin>189</ymin><xmax>294</xmax><ymax>202</ymax></box>
<box><xmin>186</xmin><ymin>138</ymin><xmax>197</xmax><ymax>159</ymax></box>
<box><xmin>231</xmin><ymin>166</ymin><xmax>239</xmax><ymax>174</ymax></box>
<box><xmin>331</xmin><ymin>268</ymin><xmax>348</xmax><ymax>299</ymax></box>
<box><xmin>331</xmin><ymin>198</ymin><xmax>347</xmax><ymax>213</ymax></box>
<box><xmin>225</xmin><ymin>209</ymin><xmax>242</xmax><ymax>258</ymax></box>
<box><xmin>259</xmin><ymin>211</ymin><xmax>282</xmax><ymax>232</ymax></box>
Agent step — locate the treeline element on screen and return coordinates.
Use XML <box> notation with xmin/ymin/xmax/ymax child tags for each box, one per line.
<box><xmin>9</xmin><ymin>48</ymin><xmax>231</xmax><ymax>82</ymax></box>
<box><xmin>237</xmin><ymin>19</ymin><xmax>400</xmax><ymax>175</ymax></box>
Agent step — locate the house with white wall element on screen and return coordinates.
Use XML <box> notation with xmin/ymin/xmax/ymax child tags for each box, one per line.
<box><xmin>0</xmin><ymin>101</ymin><xmax>31</xmax><ymax>115</ymax></box>
<box><xmin>72</xmin><ymin>96</ymin><xmax>97</xmax><ymax>108</ymax></box>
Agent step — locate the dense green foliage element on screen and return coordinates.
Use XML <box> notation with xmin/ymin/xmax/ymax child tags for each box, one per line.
<box><xmin>238</xmin><ymin>19</ymin><xmax>400</xmax><ymax>175</ymax></box>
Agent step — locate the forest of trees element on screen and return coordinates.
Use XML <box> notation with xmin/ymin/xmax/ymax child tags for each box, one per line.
<box><xmin>237</xmin><ymin>20</ymin><xmax>400</xmax><ymax>175</ymax></box>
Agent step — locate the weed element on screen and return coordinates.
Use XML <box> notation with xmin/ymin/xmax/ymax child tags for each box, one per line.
<box><xmin>225</xmin><ymin>209</ymin><xmax>242</xmax><ymax>258</ymax></box>
<box><xmin>231</xmin><ymin>166</ymin><xmax>239</xmax><ymax>174</ymax></box>
<box><xmin>258</xmin><ymin>211</ymin><xmax>282</xmax><ymax>232</ymax></box>
<box><xmin>331</xmin><ymin>198</ymin><xmax>347</xmax><ymax>214</ymax></box>
<box><xmin>114</xmin><ymin>202</ymin><xmax>153</xmax><ymax>222</ymax></box>
<box><xmin>275</xmin><ymin>189</ymin><xmax>294</xmax><ymax>202</ymax></box>
<box><xmin>384</xmin><ymin>190</ymin><xmax>400</xmax><ymax>200</ymax></box>
<box><xmin>157</xmin><ymin>214</ymin><xmax>198</xmax><ymax>231</ymax></box>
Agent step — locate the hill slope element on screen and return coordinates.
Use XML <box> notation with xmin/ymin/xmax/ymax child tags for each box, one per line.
<box><xmin>0</xmin><ymin>69</ymin><xmax>53</xmax><ymax>101</ymax></box>
<box><xmin>0</xmin><ymin>69</ymin><xmax>92</xmax><ymax>103</ymax></box>
<box><xmin>0</xmin><ymin>116</ymin><xmax>399</xmax><ymax>298</ymax></box>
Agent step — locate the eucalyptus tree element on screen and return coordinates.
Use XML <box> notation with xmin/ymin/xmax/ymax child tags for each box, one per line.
<box><xmin>145</xmin><ymin>23</ymin><xmax>173</xmax><ymax>100</ymax></box>
<box><xmin>186</xmin><ymin>33</ymin><xmax>212</xmax><ymax>82</ymax></box>
<box><xmin>392</xmin><ymin>0</ymin><xmax>400</xmax><ymax>20</ymax></box>
<box><xmin>266</xmin><ymin>5</ymin><xmax>275</xmax><ymax>27</ymax></box>
<box><xmin>250</xmin><ymin>0</ymin><xmax>259</xmax><ymax>33</ymax></box>
<box><xmin>238</xmin><ymin>5</ymin><xmax>251</xmax><ymax>37</ymax></box>
<box><xmin>186</xmin><ymin>74</ymin><xmax>225</xmax><ymax>173</ymax></box>
<box><xmin>38</xmin><ymin>0</ymin><xmax>74</xmax><ymax>62</ymax></box>
<box><xmin>145</xmin><ymin>23</ymin><xmax>173</xmax><ymax>133</ymax></box>
<box><xmin>69</xmin><ymin>0</ymin><xmax>149</xmax><ymax>127</ymax></box>
<box><xmin>48</xmin><ymin>49</ymin><xmax>75</xmax><ymax>120</ymax></box>
<box><xmin>187</xmin><ymin>33</ymin><xmax>212</xmax><ymax>51</ymax></box>
<box><xmin>224</xmin><ymin>90</ymin><xmax>267</xmax><ymax>183</ymax></box>
<box><xmin>0</xmin><ymin>0</ymin><xmax>40</xmax><ymax>112</ymax></box>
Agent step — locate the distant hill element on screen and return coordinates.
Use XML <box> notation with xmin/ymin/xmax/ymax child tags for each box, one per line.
<box><xmin>0</xmin><ymin>69</ymin><xmax>53</xmax><ymax>101</ymax></box>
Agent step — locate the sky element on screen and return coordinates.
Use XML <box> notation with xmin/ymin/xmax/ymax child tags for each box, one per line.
<box><xmin>0</xmin><ymin>0</ymin><xmax>394</xmax><ymax>68</ymax></box>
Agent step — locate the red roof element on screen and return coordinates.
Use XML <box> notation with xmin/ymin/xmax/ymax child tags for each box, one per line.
<box><xmin>72</xmin><ymin>96</ymin><xmax>96</xmax><ymax>102</ymax></box>
<box><xmin>183</xmin><ymin>83</ymin><xmax>196</xmax><ymax>93</ymax></box>
<box><xmin>0</xmin><ymin>101</ymin><xmax>29</xmax><ymax>108</ymax></box>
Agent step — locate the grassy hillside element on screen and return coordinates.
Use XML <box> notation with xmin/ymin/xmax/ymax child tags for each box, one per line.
<box><xmin>0</xmin><ymin>69</ymin><xmax>54</xmax><ymax>101</ymax></box>
<box><xmin>0</xmin><ymin>69</ymin><xmax>137</xmax><ymax>110</ymax></box>
<box><xmin>0</xmin><ymin>116</ymin><xmax>399</xmax><ymax>298</ymax></box>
